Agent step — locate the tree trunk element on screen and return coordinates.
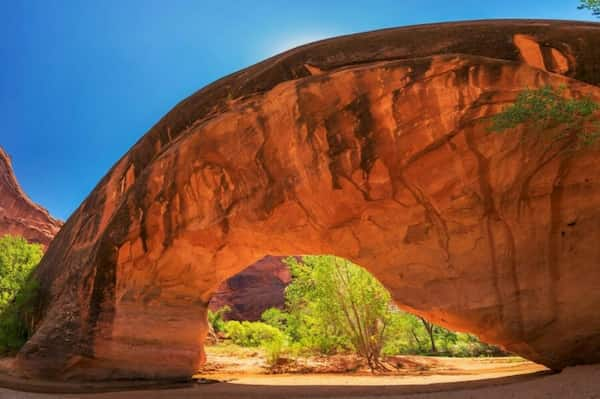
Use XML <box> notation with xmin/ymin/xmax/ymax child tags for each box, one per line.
<box><xmin>420</xmin><ymin>317</ymin><xmax>437</xmax><ymax>353</ymax></box>
<box><xmin>410</xmin><ymin>329</ymin><xmax>422</xmax><ymax>349</ymax></box>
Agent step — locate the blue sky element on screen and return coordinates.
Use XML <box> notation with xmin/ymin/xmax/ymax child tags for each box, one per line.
<box><xmin>0</xmin><ymin>0</ymin><xmax>596</xmax><ymax>220</ymax></box>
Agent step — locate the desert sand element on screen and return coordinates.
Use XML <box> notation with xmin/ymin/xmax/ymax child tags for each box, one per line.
<box><xmin>1</xmin><ymin>356</ymin><xmax>598</xmax><ymax>398</ymax></box>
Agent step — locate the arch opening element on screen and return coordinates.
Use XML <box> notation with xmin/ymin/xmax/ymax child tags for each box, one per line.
<box><xmin>201</xmin><ymin>254</ymin><xmax>516</xmax><ymax>378</ymax></box>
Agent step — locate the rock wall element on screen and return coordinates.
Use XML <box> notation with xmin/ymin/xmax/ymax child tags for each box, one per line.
<box><xmin>0</xmin><ymin>147</ymin><xmax>62</xmax><ymax>247</ymax></box>
<box><xmin>208</xmin><ymin>256</ymin><xmax>291</xmax><ymax>321</ymax></box>
<box><xmin>14</xmin><ymin>20</ymin><xmax>600</xmax><ymax>380</ymax></box>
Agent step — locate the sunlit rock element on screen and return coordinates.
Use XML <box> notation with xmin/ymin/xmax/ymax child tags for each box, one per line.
<box><xmin>0</xmin><ymin>147</ymin><xmax>62</xmax><ymax>247</ymax></box>
<box><xmin>15</xmin><ymin>20</ymin><xmax>600</xmax><ymax>380</ymax></box>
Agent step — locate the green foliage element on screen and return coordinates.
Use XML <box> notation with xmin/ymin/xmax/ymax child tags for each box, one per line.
<box><xmin>262</xmin><ymin>337</ymin><xmax>283</xmax><ymax>367</ymax></box>
<box><xmin>208</xmin><ymin>305</ymin><xmax>231</xmax><ymax>334</ymax></box>
<box><xmin>219</xmin><ymin>255</ymin><xmax>505</xmax><ymax>367</ymax></box>
<box><xmin>446</xmin><ymin>333</ymin><xmax>506</xmax><ymax>357</ymax></box>
<box><xmin>223</xmin><ymin>320</ymin><xmax>285</xmax><ymax>348</ymax></box>
<box><xmin>0</xmin><ymin>278</ymin><xmax>40</xmax><ymax>352</ymax></box>
<box><xmin>382</xmin><ymin>311</ymin><xmax>505</xmax><ymax>357</ymax></box>
<box><xmin>383</xmin><ymin>310</ymin><xmax>429</xmax><ymax>355</ymax></box>
<box><xmin>261</xmin><ymin>307</ymin><xmax>288</xmax><ymax>331</ymax></box>
<box><xmin>222</xmin><ymin>319</ymin><xmax>286</xmax><ymax>365</ymax></box>
<box><xmin>0</xmin><ymin>235</ymin><xmax>43</xmax><ymax>310</ymax></box>
<box><xmin>489</xmin><ymin>85</ymin><xmax>600</xmax><ymax>148</ymax></box>
<box><xmin>283</xmin><ymin>256</ymin><xmax>394</xmax><ymax>370</ymax></box>
<box><xmin>579</xmin><ymin>0</ymin><xmax>600</xmax><ymax>17</ymax></box>
<box><xmin>0</xmin><ymin>235</ymin><xmax>43</xmax><ymax>353</ymax></box>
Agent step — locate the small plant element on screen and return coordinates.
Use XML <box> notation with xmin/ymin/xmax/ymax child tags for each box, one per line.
<box><xmin>489</xmin><ymin>85</ymin><xmax>600</xmax><ymax>149</ymax></box>
<box><xmin>208</xmin><ymin>305</ymin><xmax>231</xmax><ymax>332</ymax></box>
<box><xmin>262</xmin><ymin>336</ymin><xmax>284</xmax><ymax>367</ymax></box>
<box><xmin>222</xmin><ymin>318</ymin><xmax>287</xmax><ymax>367</ymax></box>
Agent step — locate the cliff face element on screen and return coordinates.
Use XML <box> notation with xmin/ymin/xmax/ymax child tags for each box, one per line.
<box><xmin>0</xmin><ymin>147</ymin><xmax>62</xmax><ymax>246</ymax></box>
<box><xmin>209</xmin><ymin>256</ymin><xmax>291</xmax><ymax>321</ymax></box>
<box><xmin>14</xmin><ymin>20</ymin><xmax>600</xmax><ymax>380</ymax></box>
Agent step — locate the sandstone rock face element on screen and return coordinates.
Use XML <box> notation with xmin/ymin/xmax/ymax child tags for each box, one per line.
<box><xmin>15</xmin><ymin>20</ymin><xmax>600</xmax><ymax>380</ymax></box>
<box><xmin>208</xmin><ymin>256</ymin><xmax>291</xmax><ymax>321</ymax></box>
<box><xmin>0</xmin><ymin>147</ymin><xmax>62</xmax><ymax>247</ymax></box>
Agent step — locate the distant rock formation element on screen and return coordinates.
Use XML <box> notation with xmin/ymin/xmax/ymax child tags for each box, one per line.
<box><xmin>15</xmin><ymin>20</ymin><xmax>600</xmax><ymax>380</ymax></box>
<box><xmin>0</xmin><ymin>147</ymin><xmax>62</xmax><ymax>246</ymax></box>
<box><xmin>209</xmin><ymin>256</ymin><xmax>291</xmax><ymax>321</ymax></box>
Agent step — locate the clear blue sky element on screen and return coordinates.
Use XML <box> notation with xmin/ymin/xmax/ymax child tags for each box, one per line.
<box><xmin>0</xmin><ymin>0</ymin><xmax>595</xmax><ymax>220</ymax></box>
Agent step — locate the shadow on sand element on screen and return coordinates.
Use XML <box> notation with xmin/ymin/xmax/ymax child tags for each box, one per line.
<box><xmin>0</xmin><ymin>369</ymin><xmax>554</xmax><ymax>397</ymax></box>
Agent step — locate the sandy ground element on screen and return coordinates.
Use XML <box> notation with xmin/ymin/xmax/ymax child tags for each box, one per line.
<box><xmin>0</xmin><ymin>355</ymin><xmax>599</xmax><ymax>398</ymax></box>
<box><xmin>199</xmin><ymin>345</ymin><xmax>542</xmax><ymax>376</ymax></box>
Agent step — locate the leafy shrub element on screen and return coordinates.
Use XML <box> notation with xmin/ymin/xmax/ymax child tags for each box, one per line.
<box><xmin>489</xmin><ymin>85</ymin><xmax>600</xmax><ymax>148</ymax></box>
<box><xmin>222</xmin><ymin>316</ymin><xmax>287</xmax><ymax>366</ymax></box>
<box><xmin>262</xmin><ymin>336</ymin><xmax>284</xmax><ymax>367</ymax></box>
<box><xmin>0</xmin><ymin>235</ymin><xmax>42</xmax><ymax>309</ymax></box>
<box><xmin>0</xmin><ymin>278</ymin><xmax>40</xmax><ymax>352</ymax></box>
<box><xmin>223</xmin><ymin>320</ymin><xmax>244</xmax><ymax>344</ymax></box>
<box><xmin>261</xmin><ymin>307</ymin><xmax>288</xmax><ymax>331</ymax></box>
<box><xmin>223</xmin><ymin>320</ymin><xmax>284</xmax><ymax>347</ymax></box>
<box><xmin>0</xmin><ymin>235</ymin><xmax>43</xmax><ymax>353</ymax></box>
<box><xmin>245</xmin><ymin>322</ymin><xmax>284</xmax><ymax>346</ymax></box>
<box><xmin>208</xmin><ymin>305</ymin><xmax>231</xmax><ymax>334</ymax></box>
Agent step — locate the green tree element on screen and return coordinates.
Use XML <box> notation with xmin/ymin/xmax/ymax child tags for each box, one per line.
<box><xmin>383</xmin><ymin>310</ymin><xmax>444</xmax><ymax>355</ymax></box>
<box><xmin>0</xmin><ymin>236</ymin><xmax>42</xmax><ymax>312</ymax></box>
<box><xmin>489</xmin><ymin>85</ymin><xmax>600</xmax><ymax>149</ymax></box>
<box><xmin>207</xmin><ymin>305</ymin><xmax>231</xmax><ymax>342</ymax></box>
<box><xmin>0</xmin><ymin>235</ymin><xmax>43</xmax><ymax>353</ymax></box>
<box><xmin>579</xmin><ymin>0</ymin><xmax>600</xmax><ymax>17</ymax></box>
<box><xmin>284</xmin><ymin>256</ymin><xmax>393</xmax><ymax>371</ymax></box>
<box><xmin>419</xmin><ymin>317</ymin><xmax>437</xmax><ymax>353</ymax></box>
<box><xmin>220</xmin><ymin>254</ymin><xmax>507</xmax><ymax>364</ymax></box>
<box><xmin>261</xmin><ymin>307</ymin><xmax>289</xmax><ymax>332</ymax></box>
<box><xmin>382</xmin><ymin>309</ymin><xmax>425</xmax><ymax>355</ymax></box>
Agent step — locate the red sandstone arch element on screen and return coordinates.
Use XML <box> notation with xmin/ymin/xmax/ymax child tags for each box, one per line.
<box><xmin>15</xmin><ymin>20</ymin><xmax>600</xmax><ymax>380</ymax></box>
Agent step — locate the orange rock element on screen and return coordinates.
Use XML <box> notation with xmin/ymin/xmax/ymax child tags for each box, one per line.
<box><xmin>0</xmin><ymin>147</ymin><xmax>62</xmax><ymax>247</ymax></box>
<box><xmin>15</xmin><ymin>20</ymin><xmax>600</xmax><ymax>380</ymax></box>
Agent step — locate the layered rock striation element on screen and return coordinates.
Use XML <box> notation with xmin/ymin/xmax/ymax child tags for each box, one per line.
<box><xmin>0</xmin><ymin>147</ymin><xmax>62</xmax><ymax>247</ymax></box>
<box><xmin>15</xmin><ymin>20</ymin><xmax>600</xmax><ymax>380</ymax></box>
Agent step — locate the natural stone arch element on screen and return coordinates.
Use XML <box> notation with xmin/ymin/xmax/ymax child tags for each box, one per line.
<box><xmin>15</xmin><ymin>20</ymin><xmax>600</xmax><ymax>380</ymax></box>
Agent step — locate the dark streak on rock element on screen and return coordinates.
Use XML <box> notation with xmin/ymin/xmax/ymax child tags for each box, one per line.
<box><xmin>347</xmin><ymin>94</ymin><xmax>377</xmax><ymax>175</ymax></box>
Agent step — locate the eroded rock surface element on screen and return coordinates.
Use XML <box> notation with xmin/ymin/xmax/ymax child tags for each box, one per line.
<box><xmin>15</xmin><ymin>20</ymin><xmax>600</xmax><ymax>380</ymax></box>
<box><xmin>0</xmin><ymin>147</ymin><xmax>62</xmax><ymax>246</ymax></box>
<box><xmin>208</xmin><ymin>256</ymin><xmax>291</xmax><ymax>321</ymax></box>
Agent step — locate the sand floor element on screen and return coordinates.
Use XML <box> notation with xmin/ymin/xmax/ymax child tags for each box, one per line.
<box><xmin>0</xmin><ymin>356</ymin><xmax>599</xmax><ymax>398</ymax></box>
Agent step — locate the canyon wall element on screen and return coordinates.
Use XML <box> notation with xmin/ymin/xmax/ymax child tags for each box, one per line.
<box><xmin>208</xmin><ymin>256</ymin><xmax>291</xmax><ymax>321</ymax></box>
<box><xmin>0</xmin><ymin>147</ymin><xmax>62</xmax><ymax>247</ymax></box>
